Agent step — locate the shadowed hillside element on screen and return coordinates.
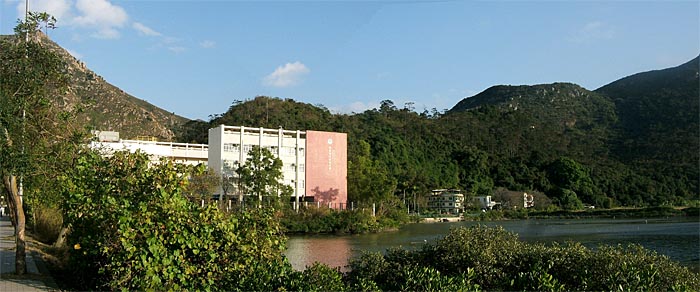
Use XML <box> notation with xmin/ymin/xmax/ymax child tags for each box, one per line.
<box><xmin>596</xmin><ymin>56</ymin><xmax>699</xmax><ymax>169</ymax></box>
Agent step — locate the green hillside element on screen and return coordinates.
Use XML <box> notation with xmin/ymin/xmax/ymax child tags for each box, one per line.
<box><xmin>596</xmin><ymin>56</ymin><xmax>699</xmax><ymax>169</ymax></box>
<box><xmin>186</xmin><ymin>56</ymin><xmax>698</xmax><ymax>208</ymax></box>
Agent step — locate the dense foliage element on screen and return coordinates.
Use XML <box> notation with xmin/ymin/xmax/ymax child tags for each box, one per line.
<box><xmin>281</xmin><ymin>197</ymin><xmax>412</xmax><ymax>234</ymax></box>
<box><xmin>61</xmin><ymin>150</ymin><xmax>291</xmax><ymax>291</ymax></box>
<box><xmin>347</xmin><ymin>226</ymin><xmax>700</xmax><ymax>291</ymax></box>
<box><xmin>180</xmin><ymin>57</ymin><xmax>699</xmax><ymax>209</ymax></box>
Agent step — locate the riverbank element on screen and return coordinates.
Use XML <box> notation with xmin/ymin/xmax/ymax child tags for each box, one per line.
<box><xmin>458</xmin><ymin>206</ymin><xmax>699</xmax><ymax>221</ymax></box>
<box><xmin>286</xmin><ymin>216</ymin><xmax>700</xmax><ymax>273</ymax></box>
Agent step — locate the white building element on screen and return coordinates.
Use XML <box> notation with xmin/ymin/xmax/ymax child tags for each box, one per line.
<box><xmin>89</xmin><ymin>126</ymin><xmax>348</xmax><ymax>209</ymax></box>
<box><xmin>427</xmin><ymin>189</ymin><xmax>464</xmax><ymax>215</ymax></box>
<box><xmin>474</xmin><ymin>195</ymin><xmax>499</xmax><ymax>210</ymax></box>
<box><xmin>207</xmin><ymin>125</ymin><xmax>348</xmax><ymax>208</ymax></box>
<box><xmin>90</xmin><ymin>131</ymin><xmax>208</xmax><ymax>166</ymax></box>
<box><xmin>208</xmin><ymin>125</ymin><xmax>307</xmax><ymax>201</ymax></box>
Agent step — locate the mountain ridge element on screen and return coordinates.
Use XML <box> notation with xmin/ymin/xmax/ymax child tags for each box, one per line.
<box><xmin>0</xmin><ymin>33</ymin><xmax>189</xmax><ymax>140</ymax></box>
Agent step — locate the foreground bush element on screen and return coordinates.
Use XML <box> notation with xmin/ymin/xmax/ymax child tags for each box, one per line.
<box><xmin>61</xmin><ymin>151</ymin><xmax>291</xmax><ymax>291</ymax></box>
<box><xmin>348</xmin><ymin>225</ymin><xmax>699</xmax><ymax>291</ymax></box>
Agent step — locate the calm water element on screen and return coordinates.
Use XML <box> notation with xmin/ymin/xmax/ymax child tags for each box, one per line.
<box><xmin>285</xmin><ymin>217</ymin><xmax>700</xmax><ymax>271</ymax></box>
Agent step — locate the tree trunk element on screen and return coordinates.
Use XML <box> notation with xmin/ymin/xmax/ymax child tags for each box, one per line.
<box><xmin>4</xmin><ymin>175</ymin><xmax>26</xmax><ymax>275</ymax></box>
<box><xmin>53</xmin><ymin>226</ymin><xmax>70</xmax><ymax>248</ymax></box>
<box><xmin>4</xmin><ymin>185</ymin><xmax>17</xmax><ymax>227</ymax></box>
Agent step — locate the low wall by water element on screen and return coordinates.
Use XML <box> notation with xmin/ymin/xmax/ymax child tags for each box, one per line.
<box><xmin>422</xmin><ymin>217</ymin><xmax>462</xmax><ymax>223</ymax></box>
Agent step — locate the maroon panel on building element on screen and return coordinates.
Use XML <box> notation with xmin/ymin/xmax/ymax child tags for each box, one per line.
<box><xmin>305</xmin><ymin>131</ymin><xmax>347</xmax><ymax>208</ymax></box>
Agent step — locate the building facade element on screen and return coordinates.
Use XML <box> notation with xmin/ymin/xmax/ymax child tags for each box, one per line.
<box><xmin>427</xmin><ymin>189</ymin><xmax>465</xmax><ymax>215</ymax></box>
<box><xmin>90</xmin><ymin>131</ymin><xmax>208</xmax><ymax>166</ymax></box>
<box><xmin>208</xmin><ymin>125</ymin><xmax>347</xmax><ymax>208</ymax></box>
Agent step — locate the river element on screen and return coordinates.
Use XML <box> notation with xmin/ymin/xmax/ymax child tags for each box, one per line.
<box><xmin>284</xmin><ymin>217</ymin><xmax>700</xmax><ymax>271</ymax></box>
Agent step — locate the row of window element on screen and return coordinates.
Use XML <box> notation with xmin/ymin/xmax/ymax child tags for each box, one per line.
<box><xmin>223</xmin><ymin>144</ymin><xmax>304</xmax><ymax>157</ymax></box>
<box><xmin>222</xmin><ymin>160</ymin><xmax>304</xmax><ymax>173</ymax></box>
<box><xmin>285</xmin><ymin>180</ymin><xmax>305</xmax><ymax>188</ymax></box>
<box><xmin>428</xmin><ymin>197</ymin><xmax>464</xmax><ymax>202</ymax></box>
<box><xmin>428</xmin><ymin>202</ymin><xmax>462</xmax><ymax>207</ymax></box>
<box><xmin>285</xmin><ymin>163</ymin><xmax>305</xmax><ymax>172</ymax></box>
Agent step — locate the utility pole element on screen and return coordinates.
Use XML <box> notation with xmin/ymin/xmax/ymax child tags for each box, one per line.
<box><xmin>24</xmin><ymin>0</ymin><xmax>29</xmax><ymax>42</ymax></box>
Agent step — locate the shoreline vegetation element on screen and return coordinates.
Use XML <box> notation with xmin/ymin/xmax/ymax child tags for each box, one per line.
<box><xmin>280</xmin><ymin>205</ymin><xmax>699</xmax><ymax>235</ymax></box>
<box><xmin>21</xmin><ymin>152</ymin><xmax>697</xmax><ymax>291</ymax></box>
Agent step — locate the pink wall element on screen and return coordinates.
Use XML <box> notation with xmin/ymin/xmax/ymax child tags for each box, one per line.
<box><xmin>305</xmin><ymin>131</ymin><xmax>347</xmax><ymax>207</ymax></box>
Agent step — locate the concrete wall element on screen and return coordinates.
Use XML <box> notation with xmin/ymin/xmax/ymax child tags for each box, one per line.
<box><xmin>305</xmin><ymin>131</ymin><xmax>347</xmax><ymax>206</ymax></box>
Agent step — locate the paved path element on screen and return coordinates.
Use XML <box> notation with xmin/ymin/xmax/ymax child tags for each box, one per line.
<box><xmin>0</xmin><ymin>216</ymin><xmax>57</xmax><ymax>291</ymax></box>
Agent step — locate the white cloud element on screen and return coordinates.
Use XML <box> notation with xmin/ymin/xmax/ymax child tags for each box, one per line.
<box><xmin>376</xmin><ymin>72</ymin><xmax>390</xmax><ymax>80</ymax></box>
<box><xmin>15</xmin><ymin>0</ymin><xmax>71</xmax><ymax>21</ymax></box>
<box><xmin>168</xmin><ymin>46</ymin><xmax>186</xmax><ymax>53</ymax></box>
<box><xmin>92</xmin><ymin>27</ymin><xmax>120</xmax><ymax>40</ymax></box>
<box><xmin>328</xmin><ymin>101</ymin><xmax>379</xmax><ymax>114</ymax></box>
<box><xmin>72</xmin><ymin>0</ymin><xmax>127</xmax><ymax>39</ymax></box>
<box><xmin>200</xmin><ymin>40</ymin><xmax>216</xmax><ymax>48</ymax></box>
<box><xmin>133</xmin><ymin>22</ymin><xmax>161</xmax><ymax>37</ymax></box>
<box><xmin>569</xmin><ymin>21</ymin><xmax>615</xmax><ymax>44</ymax></box>
<box><xmin>73</xmin><ymin>0</ymin><xmax>127</xmax><ymax>27</ymax></box>
<box><xmin>263</xmin><ymin>61</ymin><xmax>310</xmax><ymax>87</ymax></box>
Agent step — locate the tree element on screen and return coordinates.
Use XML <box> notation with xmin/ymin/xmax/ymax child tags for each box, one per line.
<box><xmin>184</xmin><ymin>164</ymin><xmax>220</xmax><ymax>203</ymax></box>
<box><xmin>453</xmin><ymin>147</ymin><xmax>494</xmax><ymax>196</ymax></box>
<box><xmin>547</xmin><ymin>157</ymin><xmax>602</xmax><ymax>204</ymax></box>
<box><xmin>0</xmin><ymin>12</ymin><xmax>80</xmax><ymax>274</ymax></box>
<box><xmin>347</xmin><ymin>140</ymin><xmax>397</xmax><ymax>203</ymax></box>
<box><xmin>236</xmin><ymin>146</ymin><xmax>292</xmax><ymax>207</ymax></box>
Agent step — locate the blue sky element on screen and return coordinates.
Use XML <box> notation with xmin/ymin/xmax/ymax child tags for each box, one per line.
<box><xmin>1</xmin><ymin>0</ymin><xmax>698</xmax><ymax>120</ymax></box>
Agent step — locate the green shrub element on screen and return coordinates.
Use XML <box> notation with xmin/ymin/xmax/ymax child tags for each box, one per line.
<box><xmin>347</xmin><ymin>226</ymin><xmax>700</xmax><ymax>291</ymax></box>
<box><xmin>31</xmin><ymin>205</ymin><xmax>63</xmax><ymax>244</ymax></box>
<box><xmin>285</xmin><ymin>262</ymin><xmax>346</xmax><ymax>292</ymax></box>
<box><xmin>61</xmin><ymin>150</ymin><xmax>291</xmax><ymax>291</ymax></box>
<box><xmin>281</xmin><ymin>207</ymin><xmax>381</xmax><ymax>234</ymax></box>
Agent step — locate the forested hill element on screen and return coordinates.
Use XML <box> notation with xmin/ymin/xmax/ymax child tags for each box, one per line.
<box><xmin>180</xmin><ymin>56</ymin><xmax>699</xmax><ymax>208</ymax></box>
<box><xmin>444</xmin><ymin>83</ymin><xmax>617</xmax><ymax>163</ymax></box>
<box><xmin>595</xmin><ymin>56</ymin><xmax>699</xmax><ymax>171</ymax></box>
<box><xmin>0</xmin><ymin>33</ymin><xmax>188</xmax><ymax>140</ymax></box>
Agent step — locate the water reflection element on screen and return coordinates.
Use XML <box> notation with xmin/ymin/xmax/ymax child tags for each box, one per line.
<box><xmin>284</xmin><ymin>217</ymin><xmax>700</xmax><ymax>271</ymax></box>
<box><xmin>285</xmin><ymin>235</ymin><xmax>352</xmax><ymax>271</ymax></box>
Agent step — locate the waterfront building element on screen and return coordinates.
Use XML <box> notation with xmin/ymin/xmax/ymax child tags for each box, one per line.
<box><xmin>427</xmin><ymin>189</ymin><xmax>464</xmax><ymax>215</ymax></box>
<box><xmin>208</xmin><ymin>125</ymin><xmax>347</xmax><ymax>209</ymax></box>
<box><xmin>474</xmin><ymin>195</ymin><xmax>500</xmax><ymax>210</ymax></box>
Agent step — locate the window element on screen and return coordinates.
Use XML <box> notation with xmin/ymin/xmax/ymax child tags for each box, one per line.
<box><xmin>286</xmin><ymin>164</ymin><xmax>296</xmax><ymax>172</ymax></box>
<box><xmin>223</xmin><ymin>143</ymin><xmax>239</xmax><ymax>152</ymax></box>
<box><xmin>298</xmin><ymin>148</ymin><xmax>305</xmax><ymax>156</ymax></box>
<box><xmin>242</xmin><ymin>145</ymin><xmax>254</xmax><ymax>154</ymax></box>
<box><xmin>223</xmin><ymin>160</ymin><xmax>237</xmax><ymax>175</ymax></box>
<box><xmin>299</xmin><ymin>164</ymin><xmax>305</xmax><ymax>172</ymax></box>
<box><xmin>284</xmin><ymin>147</ymin><xmax>296</xmax><ymax>156</ymax></box>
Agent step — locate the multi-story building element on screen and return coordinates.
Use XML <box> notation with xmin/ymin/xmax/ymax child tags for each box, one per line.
<box><xmin>208</xmin><ymin>125</ymin><xmax>347</xmax><ymax>208</ymax></box>
<box><xmin>427</xmin><ymin>189</ymin><xmax>464</xmax><ymax>215</ymax></box>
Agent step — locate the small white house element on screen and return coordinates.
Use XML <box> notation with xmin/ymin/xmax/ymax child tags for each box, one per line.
<box><xmin>474</xmin><ymin>195</ymin><xmax>499</xmax><ymax>210</ymax></box>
